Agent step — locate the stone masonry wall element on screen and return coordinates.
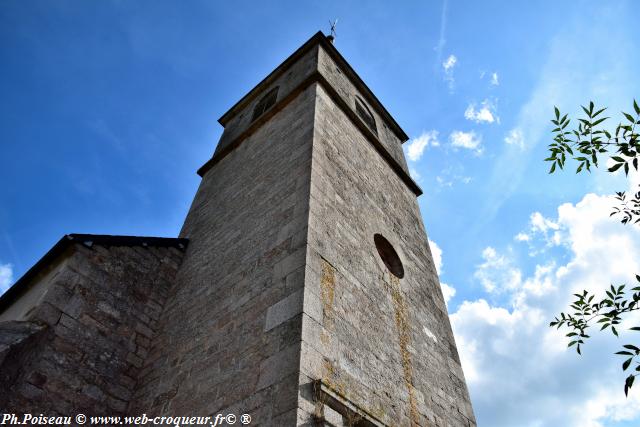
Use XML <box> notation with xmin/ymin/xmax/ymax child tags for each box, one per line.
<box><xmin>296</xmin><ymin>83</ymin><xmax>476</xmax><ymax>427</ymax></box>
<box><xmin>316</xmin><ymin>45</ymin><xmax>410</xmax><ymax>175</ymax></box>
<box><xmin>130</xmin><ymin>83</ymin><xmax>317</xmax><ymax>423</ymax></box>
<box><xmin>214</xmin><ymin>45</ymin><xmax>319</xmax><ymax>157</ymax></box>
<box><xmin>0</xmin><ymin>242</ymin><xmax>184</xmax><ymax>417</ymax></box>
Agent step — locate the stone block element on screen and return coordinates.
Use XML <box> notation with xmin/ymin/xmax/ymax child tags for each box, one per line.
<box><xmin>264</xmin><ymin>289</ymin><xmax>304</xmax><ymax>332</ymax></box>
<box><xmin>256</xmin><ymin>343</ymin><xmax>301</xmax><ymax>391</ymax></box>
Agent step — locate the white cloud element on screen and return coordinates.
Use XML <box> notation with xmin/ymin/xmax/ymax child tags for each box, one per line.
<box><xmin>441</xmin><ymin>282</ymin><xmax>456</xmax><ymax>305</ymax></box>
<box><xmin>409</xmin><ymin>168</ymin><xmax>421</xmax><ymax>182</ymax></box>
<box><xmin>450</xmin><ymin>130</ymin><xmax>483</xmax><ymax>154</ymax></box>
<box><xmin>464</xmin><ymin>100</ymin><xmax>498</xmax><ymax>124</ymax></box>
<box><xmin>474</xmin><ymin>246</ymin><xmax>522</xmax><ymax>294</ymax></box>
<box><xmin>428</xmin><ymin>239</ymin><xmax>443</xmax><ymax>275</ymax></box>
<box><xmin>435</xmin><ymin>176</ymin><xmax>450</xmax><ymax>187</ymax></box>
<box><xmin>434</xmin><ymin>0</ymin><xmax>449</xmax><ymax>63</ymax></box>
<box><xmin>491</xmin><ymin>72</ymin><xmax>499</xmax><ymax>86</ymax></box>
<box><xmin>452</xmin><ymin>187</ymin><xmax>640</xmax><ymax>427</ymax></box>
<box><xmin>443</xmin><ymin>54</ymin><xmax>457</xmax><ymax>71</ymax></box>
<box><xmin>429</xmin><ymin>239</ymin><xmax>456</xmax><ymax>305</ymax></box>
<box><xmin>435</xmin><ymin>164</ymin><xmax>472</xmax><ymax>188</ymax></box>
<box><xmin>516</xmin><ymin>212</ymin><xmax>563</xmax><ymax>253</ymax></box>
<box><xmin>442</xmin><ymin>54</ymin><xmax>457</xmax><ymax>90</ymax></box>
<box><xmin>405</xmin><ymin>130</ymin><xmax>439</xmax><ymax>162</ymax></box>
<box><xmin>504</xmin><ymin>128</ymin><xmax>524</xmax><ymax>148</ymax></box>
<box><xmin>0</xmin><ymin>263</ymin><xmax>13</xmax><ymax>294</ymax></box>
<box><xmin>530</xmin><ymin>211</ymin><xmax>559</xmax><ymax>234</ymax></box>
<box><xmin>429</xmin><ymin>239</ymin><xmax>455</xmax><ymax>306</ymax></box>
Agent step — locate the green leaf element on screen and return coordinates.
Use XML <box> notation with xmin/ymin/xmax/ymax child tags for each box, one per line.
<box><xmin>592</xmin><ymin>117</ymin><xmax>608</xmax><ymax>127</ymax></box>
<box><xmin>625</xmin><ymin>375</ymin><xmax>635</xmax><ymax>396</ymax></box>
<box><xmin>623</xmin><ymin>358</ymin><xmax>633</xmax><ymax>371</ymax></box>
<box><xmin>593</xmin><ymin>108</ymin><xmax>607</xmax><ymax>118</ymax></box>
<box><xmin>609</xmin><ymin>163</ymin><xmax>624</xmax><ymax>173</ymax></box>
<box><xmin>582</xmin><ymin>106</ymin><xmax>590</xmax><ymax>117</ymax></box>
<box><xmin>555</xmin><ymin>106</ymin><xmax>560</xmax><ymax>120</ymax></box>
<box><xmin>634</xmin><ymin>100</ymin><xmax>640</xmax><ymax>116</ymax></box>
<box><xmin>624</xmin><ymin>112</ymin><xmax>636</xmax><ymax>123</ymax></box>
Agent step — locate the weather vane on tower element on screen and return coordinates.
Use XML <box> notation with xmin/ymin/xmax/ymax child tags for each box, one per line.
<box><xmin>328</xmin><ymin>19</ymin><xmax>338</xmax><ymax>43</ymax></box>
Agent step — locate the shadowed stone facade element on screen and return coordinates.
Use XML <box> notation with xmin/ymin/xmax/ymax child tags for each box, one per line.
<box><xmin>0</xmin><ymin>235</ymin><xmax>186</xmax><ymax>418</ymax></box>
<box><xmin>0</xmin><ymin>32</ymin><xmax>475</xmax><ymax>426</ymax></box>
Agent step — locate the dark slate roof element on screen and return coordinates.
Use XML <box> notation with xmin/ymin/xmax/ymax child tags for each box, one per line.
<box><xmin>0</xmin><ymin>234</ymin><xmax>188</xmax><ymax>314</ymax></box>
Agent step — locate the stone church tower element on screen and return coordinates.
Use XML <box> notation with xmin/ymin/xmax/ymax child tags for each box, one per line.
<box><xmin>0</xmin><ymin>32</ymin><xmax>475</xmax><ymax>426</ymax></box>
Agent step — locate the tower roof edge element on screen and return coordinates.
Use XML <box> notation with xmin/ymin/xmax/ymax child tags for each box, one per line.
<box><xmin>217</xmin><ymin>31</ymin><xmax>410</xmax><ymax>143</ymax></box>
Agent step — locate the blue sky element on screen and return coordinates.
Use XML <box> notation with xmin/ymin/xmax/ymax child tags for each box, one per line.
<box><xmin>1</xmin><ymin>1</ymin><xmax>640</xmax><ymax>426</ymax></box>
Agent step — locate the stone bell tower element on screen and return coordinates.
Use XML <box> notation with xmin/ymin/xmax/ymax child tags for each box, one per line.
<box><xmin>131</xmin><ymin>32</ymin><xmax>476</xmax><ymax>426</ymax></box>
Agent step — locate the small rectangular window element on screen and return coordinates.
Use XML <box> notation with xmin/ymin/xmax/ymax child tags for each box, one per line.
<box><xmin>355</xmin><ymin>96</ymin><xmax>378</xmax><ymax>136</ymax></box>
<box><xmin>252</xmin><ymin>86</ymin><xmax>279</xmax><ymax>122</ymax></box>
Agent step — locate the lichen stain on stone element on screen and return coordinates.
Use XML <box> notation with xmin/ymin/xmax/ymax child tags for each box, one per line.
<box><xmin>320</xmin><ymin>258</ymin><xmax>336</xmax><ymax>330</ymax></box>
<box><xmin>317</xmin><ymin>260</ymin><xmax>394</xmax><ymax>425</ymax></box>
<box><xmin>389</xmin><ymin>274</ymin><xmax>420</xmax><ymax>427</ymax></box>
<box><xmin>369</xmin><ymin>401</ymin><xmax>387</xmax><ymax>424</ymax></box>
<box><xmin>322</xmin><ymin>359</ymin><xmax>347</xmax><ymax>398</ymax></box>
<box><xmin>322</xmin><ymin>359</ymin><xmax>337</xmax><ymax>385</ymax></box>
<box><xmin>315</xmin><ymin>359</ymin><xmax>347</xmax><ymax>424</ymax></box>
<box><xmin>320</xmin><ymin>359</ymin><xmax>389</xmax><ymax>427</ymax></box>
<box><xmin>320</xmin><ymin>329</ymin><xmax>331</xmax><ymax>346</ymax></box>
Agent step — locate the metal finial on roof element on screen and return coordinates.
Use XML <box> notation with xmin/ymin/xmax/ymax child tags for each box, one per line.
<box><xmin>328</xmin><ymin>19</ymin><xmax>338</xmax><ymax>43</ymax></box>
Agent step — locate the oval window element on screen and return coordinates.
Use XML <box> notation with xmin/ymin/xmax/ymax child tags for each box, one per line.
<box><xmin>374</xmin><ymin>234</ymin><xmax>404</xmax><ymax>279</ymax></box>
